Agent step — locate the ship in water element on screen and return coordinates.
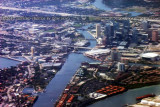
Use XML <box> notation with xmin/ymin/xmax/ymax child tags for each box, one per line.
<box><xmin>136</xmin><ymin>94</ymin><xmax>155</xmax><ymax>100</ymax></box>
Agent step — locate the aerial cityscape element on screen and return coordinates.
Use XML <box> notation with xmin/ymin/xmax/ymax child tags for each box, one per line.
<box><xmin>0</xmin><ymin>0</ymin><xmax>160</xmax><ymax>107</ymax></box>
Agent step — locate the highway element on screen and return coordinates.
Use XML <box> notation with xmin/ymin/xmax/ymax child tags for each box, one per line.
<box><xmin>0</xmin><ymin>6</ymin><xmax>160</xmax><ymax>22</ymax></box>
<box><xmin>0</xmin><ymin>6</ymin><xmax>84</xmax><ymax>16</ymax></box>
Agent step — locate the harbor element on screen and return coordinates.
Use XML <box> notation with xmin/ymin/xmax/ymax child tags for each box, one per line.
<box><xmin>88</xmin><ymin>84</ymin><xmax>160</xmax><ymax>107</ymax></box>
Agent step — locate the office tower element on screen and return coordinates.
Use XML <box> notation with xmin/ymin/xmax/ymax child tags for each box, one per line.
<box><xmin>96</xmin><ymin>24</ymin><xmax>101</xmax><ymax>38</ymax></box>
<box><xmin>31</xmin><ymin>46</ymin><xmax>35</xmax><ymax>57</ymax></box>
<box><xmin>117</xmin><ymin>62</ymin><xmax>125</xmax><ymax>72</ymax></box>
<box><xmin>110</xmin><ymin>22</ymin><xmax>114</xmax><ymax>37</ymax></box>
<box><xmin>111</xmin><ymin>49</ymin><xmax>121</xmax><ymax>61</ymax></box>
<box><xmin>132</xmin><ymin>27</ymin><xmax>138</xmax><ymax>43</ymax></box>
<box><xmin>104</xmin><ymin>24</ymin><xmax>111</xmax><ymax>45</ymax></box>
<box><xmin>141</xmin><ymin>20</ymin><xmax>148</xmax><ymax>31</ymax></box>
<box><xmin>102</xmin><ymin>36</ymin><xmax>107</xmax><ymax>46</ymax></box>
<box><xmin>104</xmin><ymin>21</ymin><xmax>115</xmax><ymax>45</ymax></box>
<box><xmin>123</xmin><ymin>20</ymin><xmax>130</xmax><ymax>27</ymax></box>
<box><xmin>152</xmin><ymin>30</ymin><xmax>159</xmax><ymax>42</ymax></box>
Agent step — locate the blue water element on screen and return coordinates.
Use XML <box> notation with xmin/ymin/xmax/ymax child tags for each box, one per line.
<box><xmin>93</xmin><ymin>0</ymin><xmax>142</xmax><ymax>16</ymax></box>
<box><xmin>88</xmin><ymin>85</ymin><xmax>160</xmax><ymax>107</ymax></box>
<box><xmin>22</xmin><ymin>88</ymin><xmax>35</xmax><ymax>94</ymax></box>
<box><xmin>0</xmin><ymin>57</ymin><xmax>20</xmax><ymax>69</ymax></box>
<box><xmin>92</xmin><ymin>0</ymin><xmax>111</xmax><ymax>11</ymax></box>
<box><xmin>33</xmin><ymin>28</ymin><xmax>97</xmax><ymax>107</ymax></box>
<box><xmin>12</xmin><ymin>56</ymin><xmax>27</xmax><ymax>61</ymax></box>
<box><xmin>34</xmin><ymin>53</ymin><xmax>96</xmax><ymax>107</ymax></box>
<box><xmin>34</xmin><ymin>25</ymin><xmax>160</xmax><ymax>107</ymax></box>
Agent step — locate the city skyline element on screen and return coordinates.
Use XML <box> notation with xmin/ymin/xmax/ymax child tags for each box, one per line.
<box><xmin>0</xmin><ymin>0</ymin><xmax>160</xmax><ymax>107</ymax></box>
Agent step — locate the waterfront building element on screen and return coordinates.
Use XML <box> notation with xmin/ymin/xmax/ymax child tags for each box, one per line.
<box><xmin>97</xmin><ymin>38</ymin><xmax>103</xmax><ymax>45</ymax></box>
<box><xmin>117</xmin><ymin>62</ymin><xmax>125</xmax><ymax>72</ymax></box>
<box><xmin>84</xmin><ymin>49</ymin><xmax>110</xmax><ymax>57</ymax></box>
<box><xmin>96</xmin><ymin>24</ymin><xmax>101</xmax><ymax>38</ymax></box>
<box><xmin>140</xmin><ymin>52</ymin><xmax>159</xmax><ymax>61</ymax></box>
<box><xmin>152</xmin><ymin>30</ymin><xmax>159</xmax><ymax>42</ymax></box>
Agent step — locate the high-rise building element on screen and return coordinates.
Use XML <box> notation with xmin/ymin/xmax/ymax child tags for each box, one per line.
<box><xmin>141</xmin><ymin>20</ymin><xmax>148</xmax><ymax>31</ymax></box>
<box><xmin>102</xmin><ymin>36</ymin><xmax>107</xmax><ymax>46</ymax></box>
<box><xmin>104</xmin><ymin>21</ymin><xmax>115</xmax><ymax>46</ymax></box>
<box><xmin>31</xmin><ymin>46</ymin><xmax>35</xmax><ymax>58</ymax></box>
<box><xmin>152</xmin><ymin>30</ymin><xmax>159</xmax><ymax>42</ymax></box>
<box><xmin>110</xmin><ymin>22</ymin><xmax>114</xmax><ymax>37</ymax></box>
<box><xmin>123</xmin><ymin>20</ymin><xmax>130</xmax><ymax>27</ymax></box>
<box><xmin>96</xmin><ymin>24</ymin><xmax>101</xmax><ymax>38</ymax></box>
<box><xmin>132</xmin><ymin>27</ymin><xmax>138</xmax><ymax>43</ymax></box>
<box><xmin>117</xmin><ymin>62</ymin><xmax>125</xmax><ymax>72</ymax></box>
<box><xmin>111</xmin><ymin>49</ymin><xmax>121</xmax><ymax>61</ymax></box>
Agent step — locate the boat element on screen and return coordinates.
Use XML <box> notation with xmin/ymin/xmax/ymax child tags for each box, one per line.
<box><xmin>136</xmin><ymin>94</ymin><xmax>155</xmax><ymax>100</ymax></box>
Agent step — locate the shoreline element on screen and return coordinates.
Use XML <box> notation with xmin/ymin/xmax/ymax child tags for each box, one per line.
<box><xmin>55</xmin><ymin>61</ymin><xmax>160</xmax><ymax>107</ymax></box>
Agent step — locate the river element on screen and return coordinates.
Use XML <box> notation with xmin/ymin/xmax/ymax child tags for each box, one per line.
<box><xmin>92</xmin><ymin>0</ymin><xmax>142</xmax><ymax>16</ymax></box>
<box><xmin>1</xmin><ymin>25</ymin><xmax>160</xmax><ymax>107</ymax></box>
<box><xmin>33</xmin><ymin>27</ymin><xmax>97</xmax><ymax>107</ymax></box>
<box><xmin>92</xmin><ymin>0</ymin><xmax>111</xmax><ymax>11</ymax></box>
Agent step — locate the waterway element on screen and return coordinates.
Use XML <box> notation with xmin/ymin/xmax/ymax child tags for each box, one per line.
<box><xmin>88</xmin><ymin>84</ymin><xmax>160</xmax><ymax>107</ymax></box>
<box><xmin>92</xmin><ymin>0</ymin><xmax>111</xmax><ymax>11</ymax></box>
<box><xmin>1</xmin><ymin>24</ymin><xmax>160</xmax><ymax>107</ymax></box>
<box><xmin>92</xmin><ymin>0</ymin><xmax>142</xmax><ymax>16</ymax></box>
<box><xmin>33</xmin><ymin>26</ymin><xmax>97</xmax><ymax>107</ymax></box>
<box><xmin>12</xmin><ymin>56</ymin><xmax>27</xmax><ymax>61</ymax></box>
<box><xmin>34</xmin><ymin>24</ymin><xmax>160</xmax><ymax>107</ymax></box>
<box><xmin>0</xmin><ymin>57</ymin><xmax>20</xmax><ymax>69</ymax></box>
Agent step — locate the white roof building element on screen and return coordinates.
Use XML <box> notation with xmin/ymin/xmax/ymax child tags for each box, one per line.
<box><xmin>84</xmin><ymin>49</ymin><xmax>110</xmax><ymax>56</ymax></box>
